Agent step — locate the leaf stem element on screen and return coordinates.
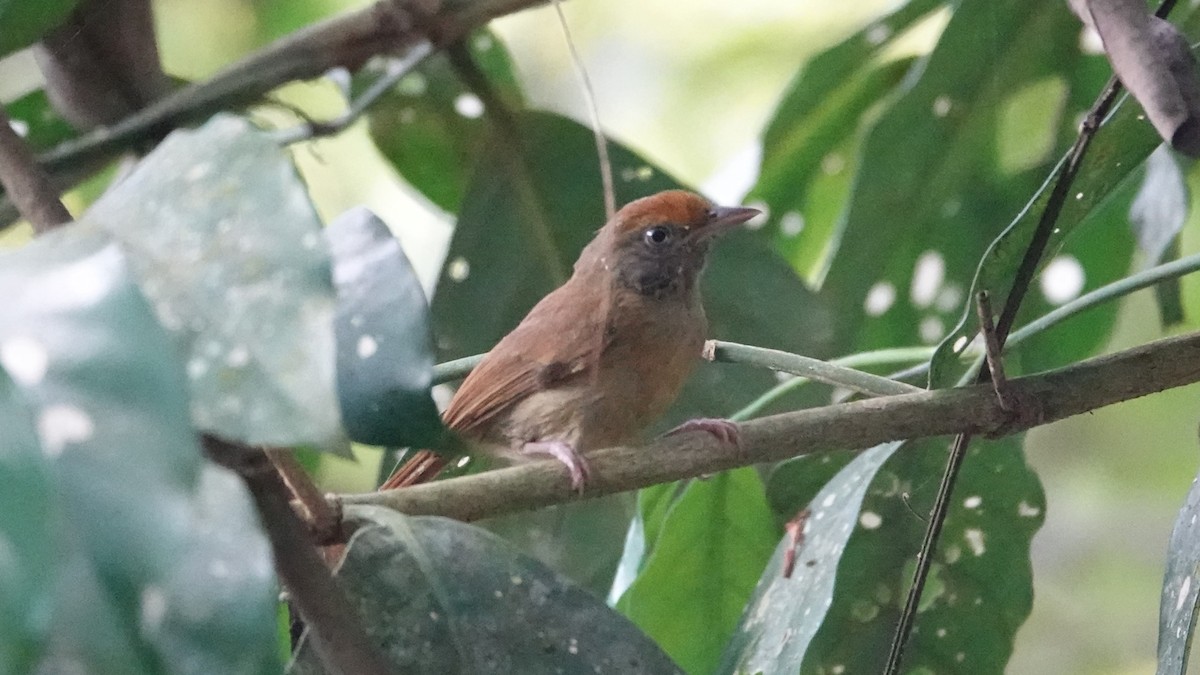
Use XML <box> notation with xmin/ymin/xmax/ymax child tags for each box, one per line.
<box><xmin>704</xmin><ymin>340</ymin><xmax>924</xmax><ymax>398</ymax></box>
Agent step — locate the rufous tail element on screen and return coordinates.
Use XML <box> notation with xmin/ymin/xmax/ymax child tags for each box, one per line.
<box><xmin>379</xmin><ymin>450</ymin><xmax>447</xmax><ymax>490</ymax></box>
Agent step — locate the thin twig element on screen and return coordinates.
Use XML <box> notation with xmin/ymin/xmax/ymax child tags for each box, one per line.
<box><xmin>341</xmin><ymin>329</ymin><xmax>1200</xmax><ymax>521</ymax></box>
<box><xmin>884</xmin><ymin>2</ymin><xmax>1178</xmax><ymax>670</ymax></box>
<box><xmin>270</xmin><ymin>42</ymin><xmax>435</xmax><ymax>146</ymax></box>
<box><xmin>703</xmin><ymin>340</ymin><xmax>923</xmax><ymax>398</ymax></box>
<box><xmin>0</xmin><ymin>110</ymin><xmax>72</xmax><ymax>233</ymax></box>
<box><xmin>202</xmin><ymin>436</ymin><xmax>389</xmax><ymax>675</ymax></box>
<box><xmin>974</xmin><ymin>291</ymin><xmax>1013</xmax><ymax>410</ymax></box>
<box><xmin>551</xmin><ymin>0</ymin><xmax>615</xmax><ymax>219</ymax></box>
<box><xmin>2</xmin><ymin>0</ymin><xmax>549</xmax><ymax>231</ymax></box>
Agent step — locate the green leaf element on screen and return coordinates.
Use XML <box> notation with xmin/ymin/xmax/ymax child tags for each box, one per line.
<box><xmin>1156</xmin><ymin>459</ymin><xmax>1200</xmax><ymax>675</ymax></box>
<box><xmin>360</xmin><ymin>29</ymin><xmax>524</xmax><ymax>212</ymax></box>
<box><xmin>609</xmin><ymin>481</ymin><xmax>686</xmax><ymax>603</ymax></box>
<box><xmin>752</xmin><ymin>0</ymin><xmax>941</xmax><ymax>279</ymax></box>
<box><xmin>0</xmin><ymin>370</ymin><xmax>55</xmax><ymax>673</ymax></box>
<box><xmin>0</xmin><ymin>0</ymin><xmax>78</xmax><ymax>58</ymax></box>
<box><xmin>617</xmin><ymin>469</ymin><xmax>779</xmax><ymax>675</ymax></box>
<box><xmin>3</xmin><ymin>89</ymin><xmax>75</xmax><ymax>152</ymax></box>
<box><xmin>764</xmin><ymin>450</ymin><xmax>856</xmax><ymax>520</ymax></box>
<box><xmin>722</xmin><ymin>437</ymin><xmax>1044</xmax><ymax>674</ymax></box>
<box><xmin>326</xmin><ymin>207</ymin><xmax>444</xmax><ymax>448</ymax></box>
<box><xmin>85</xmin><ymin>113</ymin><xmax>345</xmax><ymax>451</ymax></box>
<box><xmin>433</xmin><ymin>110</ymin><xmax>833</xmax><ymax>428</ymax></box>
<box><xmin>0</xmin><ymin>226</ymin><xmax>279</xmax><ymax>673</ymax></box>
<box><xmin>291</xmin><ymin>506</ymin><xmax>683</xmax><ymax>674</ymax></box>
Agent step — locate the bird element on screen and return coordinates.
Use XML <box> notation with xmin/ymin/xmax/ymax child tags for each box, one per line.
<box><xmin>380</xmin><ymin>190</ymin><xmax>759</xmax><ymax>493</ymax></box>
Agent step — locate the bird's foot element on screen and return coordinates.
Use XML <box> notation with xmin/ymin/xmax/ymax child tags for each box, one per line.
<box><xmin>521</xmin><ymin>440</ymin><xmax>591</xmax><ymax>494</ymax></box>
<box><xmin>664</xmin><ymin>417</ymin><xmax>741</xmax><ymax>449</ymax></box>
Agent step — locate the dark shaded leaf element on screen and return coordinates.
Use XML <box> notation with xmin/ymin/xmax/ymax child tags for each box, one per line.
<box><xmin>617</xmin><ymin>469</ymin><xmax>779</xmax><ymax>675</ymax></box>
<box><xmin>722</xmin><ymin>437</ymin><xmax>1043</xmax><ymax>674</ymax></box>
<box><xmin>0</xmin><ymin>227</ymin><xmax>279</xmax><ymax>674</ymax></box>
<box><xmin>85</xmin><ymin>113</ymin><xmax>345</xmax><ymax>450</ymax></box>
<box><xmin>326</xmin><ymin>206</ymin><xmax>444</xmax><ymax>448</ymax></box>
<box><xmin>360</xmin><ymin>29</ymin><xmax>523</xmax><ymax>212</ymax></box>
<box><xmin>1156</xmin><ymin>456</ymin><xmax>1200</xmax><ymax>675</ymax></box>
<box><xmin>765</xmin><ymin>450</ymin><xmax>857</xmax><ymax>520</ymax></box>
<box><xmin>0</xmin><ymin>0</ymin><xmax>79</xmax><ymax>58</ymax></box>
<box><xmin>291</xmin><ymin>506</ymin><xmax>683</xmax><ymax>675</ymax></box>
<box><xmin>483</xmin><ymin>494</ymin><xmax>634</xmax><ymax>597</ymax></box>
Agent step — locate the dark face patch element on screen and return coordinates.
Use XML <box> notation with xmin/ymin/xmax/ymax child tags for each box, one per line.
<box><xmin>613</xmin><ymin>223</ymin><xmax>710</xmax><ymax>299</ymax></box>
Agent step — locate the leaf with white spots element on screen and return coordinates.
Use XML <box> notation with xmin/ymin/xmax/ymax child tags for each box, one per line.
<box><xmin>726</xmin><ymin>436</ymin><xmax>1044</xmax><ymax>674</ymax></box>
<box><xmin>326</xmin><ymin>207</ymin><xmax>445</xmax><ymax>449</ymax></box>
<box><xmin>1129</xmin><ymin>145</ymin><xmax>1189</xmax><ymax>327</ymax></box>
<box><xmin>811</xmin><ymin>0</ymin><xmax>1134</xmax><ymax>374</ymax></box>
<box><xmin>85</xmin><ymin>114</ymin><xmax>345</xmax><ymax>451</ymax></box>
<box><xmin>1156</xmin><ymin>458</ymin><xmax>1200</xmax><ymax>674</ymax></box>
<box><xmin>358</xmin><ymin>28</ymin><xmax>524</xmax><ymax>212</ymax></box>
<box><xmin>0</xmin><ymin>227</ymin><xmax>279</xmax><ymax>673</ymax></box>
<box><xmin>718</xmin><ymin>443</ymin><xmax>900</xmax><ymax>675</ymax></box>
<box><xmin>290</xmin><ymin>506</ymin><xmax>682</xmax><ymax>675</ymax></box>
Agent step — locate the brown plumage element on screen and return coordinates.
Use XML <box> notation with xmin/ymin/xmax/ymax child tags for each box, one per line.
<box><xmin>380</xmin><ymin>190</ymin><xmax>758</xmax><ymax>492</ymax></box>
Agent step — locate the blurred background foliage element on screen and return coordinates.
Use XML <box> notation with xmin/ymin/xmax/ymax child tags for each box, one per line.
<box><xmin>4</xmin><ymin>0</ymin><xmax>1200</xmax><ymax>673</ymax></box>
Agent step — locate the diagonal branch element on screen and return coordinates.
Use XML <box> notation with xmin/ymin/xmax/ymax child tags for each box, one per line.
<box><xmin>0</xmin><ymin>0</ymin><xmax>549</xmax><ymax>230</ymax></box>
<box><xmin>341</xmin><ymin>328</ymin><xmax>1200</xmax><ymax>521</ymax></box>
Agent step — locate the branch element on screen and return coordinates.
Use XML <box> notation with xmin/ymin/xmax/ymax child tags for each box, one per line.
<box><xmin>203</xmin><ymin>437</ymin><xmax>389</xmax><ymax>675</ymax></box>
<box><xmin>341</xmin><ymin>328</ymin><xmax>1200</xmax><ymax>521</ymax></box>
<box><xmin>0</xmin><ymin>109</ymin><xmax>71</xmax><ymax>233</ymax></box>
<box><xmin>8</xmin><ymin>0</ymin><xmax>546</xmax><ymax>218</ymax></box>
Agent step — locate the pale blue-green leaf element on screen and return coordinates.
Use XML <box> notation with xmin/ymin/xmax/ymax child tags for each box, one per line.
<box><xmin>85</xmin><ymin>114</ymin><xmax>344</xmax><ymax>450</ymax></box>
<box><xmin>0</xmin><ymin>226</ymin><xmax>279</xmax><ymax>674</ymax></box>
<box><xmin>1156</xmin><ymin>463</ymin><xmax>1200</xmax><ymax>675</ymax></box>
<box><xmin>717</xmin><ymin>443</ymin><xmax>900</xmax><ymax>675</ymax></box>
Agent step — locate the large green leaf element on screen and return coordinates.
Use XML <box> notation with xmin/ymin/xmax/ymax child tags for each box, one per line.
<box><xmin>85</xmin><ymin>113</ymin><xmax>345</xmax><ymax>450</ymax></box>
<box><xmin>0</xmin><ymin>0</ymin><xmax>78</xmax><ymax>58</ymax></box>
<box><xmin>724</xmin><ymin>436</ymin><xmax>1043</xmax><ymax>674</ymax></box>
<box><xmin>0</xmin><ymin>226</ymin><xmax>279</xmax><ymax>674</ymax></box>
<box><xmin>326</xmin><ymin>207</ymin><xmax>444</xmax><ymax>449</ymax></box>
<box><xmin>359</xmin><ymin>29</ymin><xmax>524</xmax><ymax>212</ymax></box>
<box><xmin>752</xmin><ymin>0</ymin><xmax>942</xmax><ymax>280</ymax></box>
<box><xmin>1156</xmin><ymin>459</ymin><xmax>1200</xmax><ymax>675</ymax></box>
<box><xmin>810</xmin><ymin>1</ymin><xmax>1120</xmax><ymax>361</ymax></box>
<box><xmin>291</xmin><ymin>506</ymin><xmax>683</xmax><ymax>674</ymax></box>
<box><xmin>616</xmin><ymin>469</ymin><xmax>779</xmax><ymax>675</ymax></box>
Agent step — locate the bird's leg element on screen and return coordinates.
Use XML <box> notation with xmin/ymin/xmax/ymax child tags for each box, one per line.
<box><xmin>663</xmin><ymin>418</ymin><xmax>741</xmax><ymax>448</ymax></box>
<box><xmin>521</xmin><ymin>440</ymin><xmax>591</xmax><ymax>494</ymax></box>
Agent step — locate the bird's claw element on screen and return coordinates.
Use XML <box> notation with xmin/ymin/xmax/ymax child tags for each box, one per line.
<box><xmin>665</xmin><ymin>418</ymin><xmax>741</xmax><ymax>449</ymax></box>
<box><xmin>521</xmin><ymin>440</ymin><xmax>591</xmax><ymax>494</ymax></box>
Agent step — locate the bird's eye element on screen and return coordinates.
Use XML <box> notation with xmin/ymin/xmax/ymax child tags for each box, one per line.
<box><xmin>644</xmin><ymin>226</ymin><xmax>671</xmax><ymax>245</ymax></box>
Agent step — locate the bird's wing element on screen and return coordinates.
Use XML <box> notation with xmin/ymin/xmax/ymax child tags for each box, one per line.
<box><xmin>442</xmin><ymin>280</ymin><xmax>608</xmax><ymax>436</ymax></box>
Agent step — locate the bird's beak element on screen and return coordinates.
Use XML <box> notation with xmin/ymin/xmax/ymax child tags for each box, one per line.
<box><xmin>698</xmin><ymin>205</ymin><xmax>761</xmax><ymax>238</ymax></box>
